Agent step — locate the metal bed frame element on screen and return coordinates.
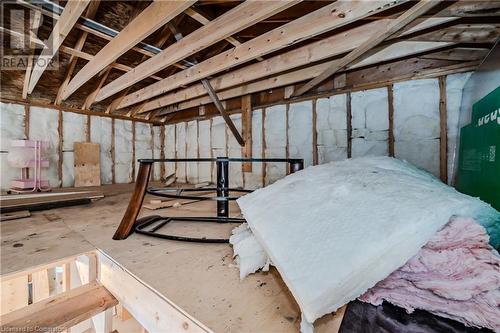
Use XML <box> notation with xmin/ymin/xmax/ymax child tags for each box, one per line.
<box><xmin>112</xmin><ymin>157</ymin><xmax>304</xmax><ymax>243</ymax></box>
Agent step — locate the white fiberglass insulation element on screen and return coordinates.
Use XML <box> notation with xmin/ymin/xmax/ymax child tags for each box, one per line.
<box><xmin>114</xmin><ymin>119</ymin><xmax>133</xmax><ymax>184</ymax></box>
<box><xmin>176</xmin><ymin>122</ymin><xmax>187</xmax><ymax>183</ymax></box>
<box><xmin>134</xmin><ymin>122</ymin><xmax>152</xmax><ymax>179</ymax></box>
<box><xmin>211</xmin><ymin>117</ymin><xmax>226</xmax><ymax>182</ymax></box>
<box><xmin>446</xmin><ymin>72</ymin><xmax>472</xmax><ymax>184</ymax></box>
<box><xmin>29</xmin><ymin>107</ymin><xmax>60</xmax><ymax>187</ymax></box>
<box><xmin>0</xmin><ymin>103</ymin><xmax>26</xmax><ymax>189</ymax></box>
<box><xmin>288</xmin><ymin>101</ymin><xmax>313</xmax><ymax>167</ymax></box>
<box><xmin>315</xmin><ymin>96</ymin><xmax>347</xmax><ymax>164</ymax></box>
<box><xmin>236</xmin><ymin>156</ymin><xmax>500</xmax><ymax>329</ymax></box>
<box><xmin>227</xmin><ymin>114</ymin><xmax>243</xmax><ymax>188</ymax></box>
<box><xmin>164</xmin><ymin>124</ymin><xmax>175</xmax><ymax>177</ymax></box>
<box><xmin>244</xmin><ymin>109</ymin><xmax>263</xmax><ymax>189</ymax></box>
<box><xmin>186</xmin><ymin>120</ymin><xmax>198</xmax><ymax>184</ymax></box>
<box><xmin>264</xmin><ymin>105</ymin><xmax>286</xmax><ymax>185</ymax></box>
<box><xmin>152</xmin><ymin>126</ymin><xmax>162</xmax><ymax>181</ymax></box>
<box><xmin>90</xmin><ymin>116</ymin><xmax>112</xmax><ymax>184</ymax></box>
<box><xmin>62</xmin><ymin>112</ymin><xmax>86</xmax><ymax>187</ymax></box>
<box><xmin>351</xmin><ymin>88</ymin><xmax>389</xmax><ymax>157</ymax></box>
<box><xmin>394</xmin><ymin>79</ymin><xmax>440</xmax><ymax>177</ymax></box>
<box><xmin>198</xmin><ymin>120</ymin><xmax>211</xmax><ymax>183</ymax></box>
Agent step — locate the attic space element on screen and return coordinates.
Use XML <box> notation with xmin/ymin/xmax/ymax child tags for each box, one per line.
<box><xmin>1</xmin><ymin>1</ymin><xmax>499</xmax><ymax>333</ymax></box>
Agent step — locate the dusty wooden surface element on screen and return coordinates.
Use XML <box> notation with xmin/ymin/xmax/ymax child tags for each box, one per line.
<box><xmin>0</xmin><ymin>183</ymin><xmax>344</xmax><ymax>333</ymax></box>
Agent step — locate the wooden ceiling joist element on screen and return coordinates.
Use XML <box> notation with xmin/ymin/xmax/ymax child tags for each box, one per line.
<box><xmin>113</xmin><ymin>0</ymin><xmax>406</xmax><ymax>110</ymax></box>
<box><xmin>156</xmin><ymin>40</ymin><xmax>455</xmax><ymax>116</ymax></box>
<box><xmin>60</xmin><ymin>0</ymin><xmax>196</xmax><ymax>101</ymax></box>
<box><xmin>27</xmin><ymin>0</ymin><xmax>91</xmax><ymax>94</ymax></box>
<box><xmin>95</xmin><ymin>0</ymin><xmax>299</xmax><ymax>102</ymax></box>
<box><xmin>185</xmin><ymin>7</ymin><xmax>264</xmax><ymax>61</ymax></box>
<box><xmin>292</xmin><ymin>0</ymin><xmax>441</xmax><ymax>97</ymax></box>
<box><xmin>139</xmin><ymin>15</ymin><xmax>458</xmax><ymax>114</ymax></box>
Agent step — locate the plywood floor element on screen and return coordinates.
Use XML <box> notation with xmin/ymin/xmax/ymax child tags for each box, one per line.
<box><xmin>0</xmin><ymin>184</ymin><xmax>344</xmax><ymax>333</ymax></box>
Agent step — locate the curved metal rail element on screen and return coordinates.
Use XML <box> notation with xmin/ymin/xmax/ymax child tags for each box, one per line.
<box><xmin>113</xmin><ymin>157</ymin><xmax>304</xmax><ymax>242</ymax></box>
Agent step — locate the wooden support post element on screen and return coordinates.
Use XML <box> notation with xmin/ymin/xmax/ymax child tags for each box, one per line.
<box><xmin>86</xmin><ymin>115</ymin><xmax>91</xmax><ymax>142</ymax></box>
<box><xmin>111</xmin><ymin>119</ymin><xmax>115</xmax><ymax>184</ymax></box>
<box><xmin>387</xmin><ymin>84</ymin><xmax>395</xmax><ymax>157</ymax></box>
<box><xmin>439</xmin><ymin>76</ymin><xmax>448</xmax><ymax>183</ymax></box>
<box><xmin>160</xmin><ymin>126</ymin><xmax>166</xmax><ymax>180</ymax></box>
<box><xmin>58</xmin><ymin>110</ymin><xmax>63</xmax><ymax>187</ymax></box>
<box><xmin>62</xmin><ymin>263</ymin><xmax>71</xmax><ymax>292</ymax></box>
<box><xmin>312</xmin><ymin>99</ymin><xmax>318</xmax><ymax>165</ymax></box>
<box><xmin>346</xmin><ymin>92</ymin><xmax>352</xmax><ymax>158</ymax></box>
<box><xmin>241</xmin><ymin>95</ymin><xmax>252</xmax><ymax>172</ymax></box>
<box><xmin>285</xmin><ymin>103</ymin><xmax>290</xmax><ymax>159</ymax></box>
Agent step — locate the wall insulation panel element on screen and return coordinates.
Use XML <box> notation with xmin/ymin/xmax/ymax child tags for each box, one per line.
<box><xmin>446</xmin><ymin>72</ymin><xmax>472</xmax><ymax>184</ymax></box>
<box><xmin>288</xmin><ymin>101</ymin><xmax>313</xmax><ymax>167</ymax></box>
<box><xmin>227</xmin><ymin>114</ymin><xmax>243</xmax><ymax>188</ymax></box>
<box><xmin>62</xmin><ymin>112</ymin><xmax>86</xmax><ymax>187</ymax></box>
<box><xmin>0</xmin><ymin>103</ymin><xmax>26</xmax><ymax>189</ymax></box>
<box><xmin>176</xmin><ymin>122</ymin><xmax>187</xmax><ymax>183</ymax></box>
<box><xmin>152</xmin><ymin>126</ymin><xmax>162</xmax><ymax>181</ymax></box>
<box><xmin>394</xmin><ymin>79</ymin><xmax>440</xmax><ymax>177</ymax></box>
<box><xmin>165</xmin><ymin>124</ymin><xmax>175</xmax><ymax>177</ymax></box>
<box><xmin>351</xmin><ymin>88</ymin><xmax>389</xmax><ymax>158</ymax></box>
<box><xmin>316</xmin><ymin>95</ymin><xmax>348</xmax><ymax>164</ymax></box>
<box><xmin>114</xmin><ymin>119</ymin><xmax>133</xmax><ymax>183</ymax></box>
<box><xmin>198</xmin><ymin>120</ymin><xmax>211</xmax><ymax>183</ymax></box>
<box><xmin>90</xmin><ymin>116</ymin><xmax>112</xmax><ymax>184</ymax></box>
<box><xmin>186</xmin><ymin>120</ymin><xmax>198</xmax><ymax>184</ymax></box>
<box><xmin>264</xmin><ymin>105</ymin><xmax>286</xmax><ymax>185</ymax></box>
<box><xmin>211</xmin><ymin>117</ymin><xmax>227</xmax><ymax>182</ymax></box>
<box><xmin>244</xmin><ymin>109</ymin><xmax>263</xmax><ymax>189</ymax></box>
<box><xmin>134</xmin><ymin>122</ymin><xmax>153</xmax><ymax>179</ymax></box>
<box><xmin>29</xmin><ymin>107</ymin><xmax>60</xmax><ymax>187</ymax></box>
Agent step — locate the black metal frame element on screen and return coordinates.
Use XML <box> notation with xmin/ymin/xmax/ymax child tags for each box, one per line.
<box><xmin>131</xmin><ymin>157</ymin><xmax>304</xmax><ymax>243</ymax></box>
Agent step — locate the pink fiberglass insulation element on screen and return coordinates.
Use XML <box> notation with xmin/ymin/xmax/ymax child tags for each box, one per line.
<box><xmin>359</xmin><ymin>216</ymin><xmax>500</xmax><ymax>332</ymax></box>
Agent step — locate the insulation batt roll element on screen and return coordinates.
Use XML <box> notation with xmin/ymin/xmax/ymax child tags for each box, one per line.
<box><xmin>234</xmin><ymin>156</ymin><xmax>500</xmax><ymax>331</ymax></box>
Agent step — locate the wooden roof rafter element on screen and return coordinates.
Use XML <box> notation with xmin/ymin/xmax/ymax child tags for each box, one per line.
<box><xmin>292</xmin><ymin>0</ymin><xmax>442</xmax><ymax>97</ymax></box>
<box><xmin>111</xmin><ymin>0</ymin><xmax>407</xmax><ymax>110</ymax></box>
<box><xmin>138</xmin><ymin>14</ymin><xmax>460</xmax><ymax>114</ymax></box>
<box><xmin>94</xmin><ymin>0</ymin><xmax>301</xmax><ymax>103</ymax></box>
<box><xmin>26</xmin><ymin>0</ymin><xmax>91</xmax><ymax>94</ymax></box>
<box><xmin>60</xmin><ymin>0</ymin><xmax>196</xmax><ymax>101</ymax></box>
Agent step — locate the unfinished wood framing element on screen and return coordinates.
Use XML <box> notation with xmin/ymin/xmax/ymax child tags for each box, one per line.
<box><xmin>346</xmin><ymin>92</ymin><xmax>352</xmax><ymax>158</ymax></box>
<box><xmin>27</xmin><ymin>0</ymin><xmax>91</xmax><ymax>94</ymax></box>
<box><xmin>293</xmin><ymin>0</ymin><xmax>440</xmax><ymax>96</ymax></box>
<box><xmin>439</xmin><ymin>76</ymin><xmax>448</xmax><ymax>183</ymax></box>
<box><xmin>116</xmin><ymin>1</ymin><xmax>402</xmax><ymax>109</ymax></box>
<box><xmin>241</xmin><ymin>95</ymin><xmax>252</xmax><ymax>172</ymax></box>
<box><xmin>61</xmin><ymin>0</ymin><xmax>195</xmax><ymax>100</ymax></box>
<box><xmin>387</xmin><ymin>84</ymin><xmax>395</xmax><ymax>157</ymax></box>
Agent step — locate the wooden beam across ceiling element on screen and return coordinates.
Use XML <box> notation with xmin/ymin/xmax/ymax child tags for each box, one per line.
<box><xmin>27</xmin><ymin>0</ymin><xmax>91</xmax><ymax>94</ymax></box>
<box><xmin>95</xmin><ymin>0</ymin><xmax>299</xmax><ymax>102</ymax></box>
<box><xmin>157</xmin><ymin>40</ymin><xmax>455</xmax><ymax>115</ymax></box>
<box><xmin>111</xmin><ymin>0</ymin><xmax>406</xmax><ymax>109</ymax></box>
<box><xmin>54</xmin><ymin>0</ymin><xmax>101</xmax><ymax>105</ymax></box>
<box><xmin>292</xmin><ymin>0</ymin><xmax>441</xmax><ymax>97</ymax></box>
<box><xmin>139</xmin><ymin>15</ymin><xmax>457</xmax><ymax>114</ymax></box>
<box><xmin>61</xmin><ymin>0</ymin><xmax>196</xmax><ymax>100</ymax></box>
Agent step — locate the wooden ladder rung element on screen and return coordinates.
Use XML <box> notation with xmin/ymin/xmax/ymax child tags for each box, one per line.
<box><xmin>0</xmin><ymin>281</ymin><xmax>118</xmax><ymax>331</ymax></box>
